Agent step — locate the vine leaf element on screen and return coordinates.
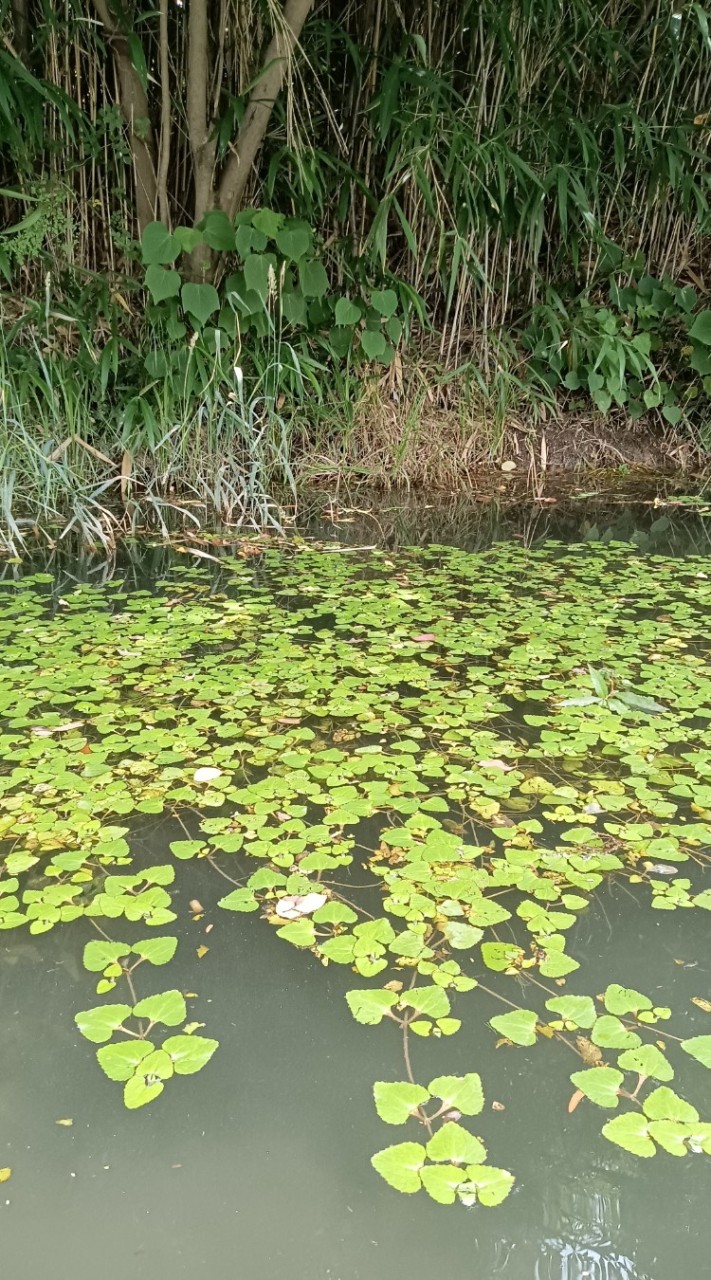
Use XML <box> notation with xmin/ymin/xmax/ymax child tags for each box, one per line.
<box><xmin>132</xmin><ymin>989</ymin><xmax>186</xmax><ymax>1026</ymax></box>
<box><xmin>82</xmin><ymin>941</ymin><xmax>127</xmax><ymax>972</ymax></box>
<box><xmin>162</xmin><ymin>1034</ymin><xmax>219</xmax><ymax>1075</ymax></box>
<box><xmin>131</xmin><ymin>936</ymin><xmax>178</xmax><ymax>966</ymax></box>
<box><xmin>681</xmin><ymin>1035</ymin><xmax>711</xmax><ymax>1067</ymax></box>
<box><xmin>426</xmin><ymin>1121</ymin><xmax>487</xmax><ymax>1165</ymax></box>
<box><xmin>371</xmin><ymin>1142</ymin><xmax>425</xmax><ymax>1193</ymax></box>
<box><xmin>420</xmin><ymin>1163</ymin><xmax>464</xmax><ymax>1204</ymax></box>
<box><xmin>75</xmin><ymin>1003</ymin><xmax>133</xmax><ymax>1044</ymax></box>
<box><xmin>96</xmin><ymin>1040</ymin><xmax>154</xmax><ymax>1082</ymax></box>
<box><xmin>618</xmin><ymin>1044</ymin><xmax>673</xmax><ymax>1082</ymax></box>
<box><xmin>569</xmin><ymin>1067</ymin><xmax>623</xmax><ymax>1109</ymax></box>
<box><xmin>545</xmin><ymin>995</ymin><xmax>597</xmax><ymax>1028</ymax></box>
<box><xmin>218</xmin><ymin>888</ymin><xmax>259</xmax><ymax>912</ymax></box>
<box><xmin>643</xmin><ymin>1087</ymin><xmax>698</xmax><ymax>1123</ymax></box>
<box><xmin>590</xmin><ymin>1015</ymin><xmax>641</xmax><ymax>1049</ymax></box>
<box><xmin>601</xmin><ymin>1112</ymin><xmax>656</xmax><ymax>1157</ymax></box>
<box><xmin>345</xmin><ymin>989</ymin><xmax>398</xmax><ymax>1025</ymax></box>
<box><xmin>458</xmin><ymin>1165</ymin><xmax>515</xmax><ymax>1207</ymax></box>
<box><xmin>400</xmin><ymin>986</ymin><xmax>451</xmax><ymax>1019</ymax></box>
<box><xmin>604</xmin><ymin>984</ymin><xmax>653</xmax><ymax>1016</ymax></box>
<box><xmin>428</xmin><ymin>1073</ymin><xmax>484</xmax><ymax>1116</ymax></box>
<box><xmin>490</xmin><ymin>1009</ymin><xmax>538</xmax><ymax>1046</ymax></box>
<box><xmin>373</xmin><ymin>1081</ymin><xmax>429</xmax><ymax>1124</ymax></box>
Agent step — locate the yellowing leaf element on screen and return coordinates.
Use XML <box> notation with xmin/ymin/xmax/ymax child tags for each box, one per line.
<box><xmin>0</xmin><ymin>1169</ymin><xmax>11</xmax><ymax>1183</ymax></box>
<box><xmin>196</xmin><ymin>945</ymin><xmax>209</xmax><ymax>959</ymax></box>
<box><xmin>55</xmin><ymin>1118</ymin><xmax>73</xmax><ymax>1127</ymax></box>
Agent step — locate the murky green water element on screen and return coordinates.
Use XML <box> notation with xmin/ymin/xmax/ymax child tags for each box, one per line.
<box><xmin>2</xmin><ymin>498</ymin><xmax>711</xmax><ymax>1279</ymax></box>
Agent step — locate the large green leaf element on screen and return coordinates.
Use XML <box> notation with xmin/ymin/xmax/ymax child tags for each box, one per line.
<box><xmin>82</xmin><ymin>941</ymin><xmax>127</xmax><ymax>973</ymax></box>
<box><xmin>201</xmin><ymin>210</ymin><xmax>235</xmax><ymax>251</ymax></box>
<box><xmin>162</xmin><ymin>1034</ymin><xmax>219</xmax><ymax>1075</ymax></box>
<box><xmin>131</xmin><ymin>936</ymin><xmax>178</xmax><ymax>966</ymax></box>
<box><xmin>169</xmin><ymin>840</ymin><xmax>205</xmax><ymax>861</ymax></box>
<box><xmin>334</xmin><ymin>297</ymin><xmax>362</xmax><ymax>326</ymax></box>
<box><xmin>373</xmin><ymin>1081</ymin><xmax>429</xmax><ymax>1124</ymax></box>
<box><xmin>181</xmin><ymin>282</ymin><xmax>220</xmax><ymax>327</ymax></box>
<box><xmin>490</xmin><ymin>1009</ymin><xmax>538</xmax><ymax>1046</ymax></box>
<box><xmin>643</xmin><ymin>1087</ymin><xmax>698</xmax><ymax>1123</ymax></box>
<box><xmin>458</xmin><ymin>1165</ymin><xmax>515</xmax><ymax>1207</ymax></box>
<box><xmin>427</xmin><ymin>1073</ymin><xmax>484</xmax><ymax>1116</ymax></box>
<box><xmin>145</xmin><ymin>264</ymin><xmax>181</xmax><ymax>304</ymax></box>
<box><xmin>681</xmin><ymin>1035</ymin><xmax>711</xmax><ymax>1067</ymax></box>
<box><xmin>689</xmin><ymin>309</ymin><xmax>711</xmax><ymax>345</ymax></box>
<box><xmin>545</xmin><ymin>995</ymin><xmax>597</xmax><ymax>1028</ymax></box>
<box><xmin>617</xmin><ymin>1044</ymin><xmax>673</xmax><ymax>1081</ymax></box>
<box><xmin>570</xmin><ymin>1067</ymin><xmax>623</xmax><ymax>1108</ymax></box>
<box><xmin>345</xmin><ymin>989</ymin><xmax>398</xmax><ymax>1025</ymax></box>
<box><xmin>426</xmin><ymin>1122</ymin><xmax>487</xmax><ymax>1165</ymax></box>
<box><xmin>591</xmin><ymin>1015</ymin><xmax>641</xmax><ymax>1049</ymax></box>
<box><xmin>275</xmin><ymin>221</ymin><xmax>312</xmax><ymax>260</ymax></box>
<box><xmin>299</xmin><ymin>259</ymin><xmax>329</xmax><ymax>298</ymax></box>
<box><xmin>420</xmin><ymin>1163</ymin><xmax>464</xmax><ymax>1204</ymax></box>
<box><xmin>96</xmin><ymin>1040</ymin><xmax>154</xmax><ymax>1082</ymax></box>
<box><xmin>601</xmin><ymin>1112</ymin><xmax>656</xmax><ymax>1157</ymax></box>
<box><xmin>132</xmin><ymin>989</ymin><xmax>186</xmax><ymax>1027</ymax></box>
<box><xmin>75</xmin><ymin>1003</ymin><xmax>133</xmax><ymax>1044</ymax></box>
<box><xmin>218</xmin><ymin>888</ymin><xmax>259</xmax><ymax>912</ymax></box>
<box><xmin>400</xmin><ymin>986</ymin><xmax>451</xmax><ymax>1019</ymax></box>
<box><xmin>141</xmin><ymin>221</ymin><xmax>180</xmax><ymax>265</ymax></box>
<box><xmin>480</xmin><ymin>942</ymin><xmax>524</xmax><ymax>972</ymax></box>
<box><xmin>371</xmin><ymin>1142</ymin><xmax>425</xmax><ymax>1193</ymax></box>
<box><xmin>604</xmin><ymin>984</ymin><xmax>653</xmax><ymax>1016</ymax></box>
<box><xmin>369</xmin><ymin>288</ymin><xmax>398</xmax><ymax>318</ymax></box>
<box><xmin>442</xmin><ymin>921</ymin><xmax>483</xmax><ymax>950</ymax></box>
<box><xmin>124</xmin><ymin>1075</ymin><xmax>165</xmax><ymax>1110</ymax></box>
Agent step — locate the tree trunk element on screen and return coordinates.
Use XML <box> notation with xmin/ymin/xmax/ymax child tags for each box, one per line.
<box><xmin>185</xmin><ymin>0</ymin><xmax>217</xmax><ymax>277</ymax></box>
<box><xmin>217</xmin><ymin>0</ymin><xmax>314</xmax><ymax>220</ymax></box>
<box><xmin>91</xmin><ymin>0</ymin><xmax>157</xmax><ymax>234</ymax></box>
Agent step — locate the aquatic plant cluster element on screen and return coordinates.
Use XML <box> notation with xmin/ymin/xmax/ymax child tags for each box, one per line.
<box><xmin>2</xmin><ymin>538</ymin><xmax>711</xmax><ymax>1206</ymax></box>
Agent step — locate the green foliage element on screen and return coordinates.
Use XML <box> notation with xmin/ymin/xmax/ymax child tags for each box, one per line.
<box><xmin>523</xmin><ymin>274</ymin><xmax>711</xmax><ymax>430</ymax></box>
<box><xmin>370</xmin><ymin>1073</ymin><xmax>512</xmax><ymax>1206</ymax></box>
<box><xmin>4</xmin><ymin>536</ymin><xmax>711</xmax><ymax>1188</ymax></box>
<box><xmin>139</xmin><ymin>210</ymin><xmax>411</xmax><ymax>380</ymax></box>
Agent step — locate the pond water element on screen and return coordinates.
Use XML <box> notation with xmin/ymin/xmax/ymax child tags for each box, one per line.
<box><xmin>2</xmin><ymin>496</ymin><xmax>711</xmax><ymax>1279</ymax></box>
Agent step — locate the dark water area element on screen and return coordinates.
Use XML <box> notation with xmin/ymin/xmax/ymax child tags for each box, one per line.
<box><xmin>2</xmin><ymin>490</ymin><xmax>711</xmax><ymax>1279</ymax></box>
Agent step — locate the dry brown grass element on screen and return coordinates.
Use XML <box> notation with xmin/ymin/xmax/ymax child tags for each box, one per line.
<box><xmin>296</xmin><ymin>358</ymin><xmax>700</xmax><ymax>492</ymax></box>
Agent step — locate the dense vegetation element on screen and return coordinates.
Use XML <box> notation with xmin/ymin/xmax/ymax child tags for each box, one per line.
<box><xmin>1</xmin><ymin>0</ymin><xmax>711</xmax><ymax>539</ymax></box>
<box><xmin>3</xmin><ymin>536</ymin><xmax>711</xmax><ymax>1202</ymax></box>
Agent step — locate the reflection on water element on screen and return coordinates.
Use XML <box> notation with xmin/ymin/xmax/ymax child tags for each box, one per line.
<box><xmin>535</xmin><ymin>1170</ymin><xmax>652</xmax><ymax>1280</ymax></box>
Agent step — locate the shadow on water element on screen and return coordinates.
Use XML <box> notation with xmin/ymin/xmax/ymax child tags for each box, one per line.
<box><xmin>2</xmin><ymin>490</ymin><xmax>711</xmax><ymax>1279</ymax></box>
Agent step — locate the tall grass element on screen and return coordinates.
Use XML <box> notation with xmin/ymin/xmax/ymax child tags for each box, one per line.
<box><xmin>0</xmin><ymin>0</ymin><xmax>709</xmax><ymax>537</ymax></box>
